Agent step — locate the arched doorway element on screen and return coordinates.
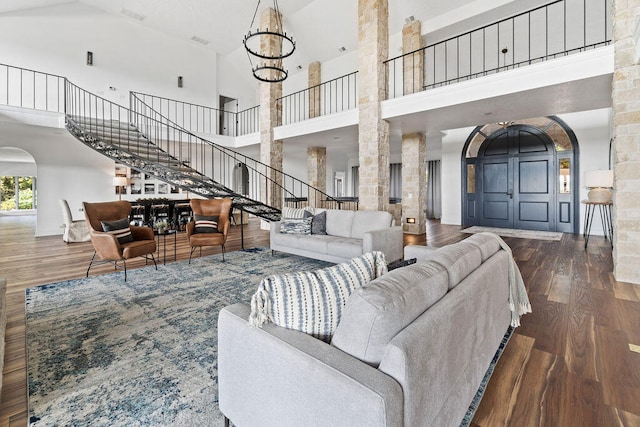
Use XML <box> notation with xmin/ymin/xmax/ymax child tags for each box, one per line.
<box><xmin>462</xmin><ymin>116</ymin><xmax>579</xmax><ymax>233</ymax></box>
<box><xmin>0</xmin><ymin>147</ymin><xmax>37</xmax><ymax>214</ymax></box>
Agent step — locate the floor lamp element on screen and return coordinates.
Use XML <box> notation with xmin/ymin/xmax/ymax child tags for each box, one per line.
<box><xmin>113</xmin><ymin>176</ymin><xmax>129</xmax><ymax>201</ymax></box>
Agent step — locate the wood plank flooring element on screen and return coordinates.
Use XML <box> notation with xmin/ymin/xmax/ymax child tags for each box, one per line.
<box><xmin>1</xmin><ymin>215</ymin><xmax>639</xmax><ymax>426</ymax></box>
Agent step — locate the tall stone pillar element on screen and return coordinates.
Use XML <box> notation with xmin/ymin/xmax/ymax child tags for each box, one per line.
<box><xmin>402</xmin><ymin>133</ymin><xmax>426</xmax><ymax>234</ymax></box>
<box><xmin>309</xmin><ymin>61</ymin><xmax>321</xmax><ymax>119</ymax></box>
<box><xmin>402</xmin><ymin>19</ymin><xmax>423</xmax><ymax>95</ymax></box>
<box><xmin>612</xmin><ymin>0</ymin><xmax>640</xmax><ymax>284</ymax></box>
<box><xmin>401</xmin><ymin>19</ymin><xmax>426</xmax><ymax>234</ymax></box>
<box><xmin>358</xmin><ymin>0</ymin><xmax>390</xmax><ymax>212</ymax></box>
<box><xmin>307</xmin><ymin>146</ymin><xmax>326</xmax><ymax>208</ymax></box>
<box><xmin>259</xmin><ymin>7</ymin><xmax>283</xmax><ymax>209</ymax></box>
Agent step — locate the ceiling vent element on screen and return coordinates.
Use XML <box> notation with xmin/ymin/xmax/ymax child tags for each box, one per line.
<box><xmin>121</xmin><ymin>9</ymin><xmax>146</xmax><ymax>22</ymax></box>
<box><xmin>191</xmin><ymin>36</ymin><xmax>211</xmax><ymax>45</ymax></box>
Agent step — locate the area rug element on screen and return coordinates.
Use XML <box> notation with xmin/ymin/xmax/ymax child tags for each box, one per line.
<box><xmin>462</xmin><ymin>225</ymin><xmax>563</xmax><ymax>241</ymax></box>
<box><xmin>26</xmin><ymin>248</ymin><xmax>330</xmax><ymax>426</ymax></box>
<box><xmin>26</xmin><ymin>247</ymin><xmax>513</xmax><ymax>427</ymax></box>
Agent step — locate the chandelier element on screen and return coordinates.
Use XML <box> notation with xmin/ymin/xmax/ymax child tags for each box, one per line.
<box><xmin>243</xmin><ymin>0</ymin><xmax>296</xmax><ymax>83</ymax></box>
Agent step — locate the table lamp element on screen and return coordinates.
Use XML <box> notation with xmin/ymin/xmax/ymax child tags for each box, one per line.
<box><xmin>583</xmin><ymin>170</ymin><xmax>613</xmax><ymax>203</ymax></box>
<box><xmin>113</xmin><ymin>176</ymin><xmax>129</xmax><ymax>201</ymax></box>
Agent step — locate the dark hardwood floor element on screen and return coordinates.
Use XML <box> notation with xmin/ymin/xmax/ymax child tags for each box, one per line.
<box><xmin>1</xmin><ymin>214</ymin><xmax>639</xmax><ymax>426</ymax></box>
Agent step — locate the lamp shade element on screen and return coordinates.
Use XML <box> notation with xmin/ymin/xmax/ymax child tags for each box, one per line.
<box><xmin>583</xmin><ymin>170</ymin><xmax>613</xmax><ymax>189</ymax></box>
<box><xmin>113</xmin><ymin>176</ymin><xmax>129</xmax><ymax>187</ymax></box>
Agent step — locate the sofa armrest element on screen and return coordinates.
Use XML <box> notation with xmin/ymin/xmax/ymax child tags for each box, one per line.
<box><xmin>270</xmin><ymin>220</ymin><xmax>282</xmax><ymax>236</ymax></box>
<box><xmin>363</xmin><ymin>226</ymin><xmax>404</xmax><ymax>263</ymax></box>
<box><xmin>404</xmin><ymin>245</ymin><xmax>438</xmax><ymax>261</ymax></box>
<box><xmin>218</xmin><ymin>303</ymin><xmax>403</xmax><ymax>427</ymax></box>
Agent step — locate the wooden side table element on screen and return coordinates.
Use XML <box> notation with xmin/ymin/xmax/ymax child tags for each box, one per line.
<box><xmin>581</xmin><ymin>200</ymin><xmax>613</xmax><ymax>249</ymax></box>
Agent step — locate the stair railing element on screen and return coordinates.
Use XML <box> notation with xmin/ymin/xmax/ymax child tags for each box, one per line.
<box><xmin>130</xmin><ymin>91</ymin><xmax>260</xmax><ymax>137</ymax></box>
<box><xmin>385</xmin><ymin>0</ymin><xmax>612</xmax><ymax>98</ymax></box>
<box><xmin>130</xmin><ymin>91</ymin><xmax>353</xmax><ymax>211</ymax></box>
<box><xmin>0</xmin><ymin>63</ymin><xmax>65</xmax><ymax>112</ymax></box>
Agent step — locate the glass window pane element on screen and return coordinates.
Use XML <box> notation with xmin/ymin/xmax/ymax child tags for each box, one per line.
<box><xmin>467</xmin><ymin>164</ymin><xmax>476</xmax><ymax>193</ymax></box>
<box><xmin>559</xmin><ymin>158</ymin><xmax>571</xmax><ymax>194</ymax></box>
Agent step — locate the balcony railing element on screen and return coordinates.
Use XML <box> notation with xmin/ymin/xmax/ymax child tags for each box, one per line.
<box><xmin>0</xmin><ymin>63</ymin><xmax>65</xmax><ymax>112</ymax></box>
<box><xmin>130</xmin><ymin>92</ymin><xmax>259</xmax><ymax>137</ymax></box>
<box><xmin>385</xmin><ymin>0</ymin><xmax>612</xmax><ymax>99</ymax></box>
<box><xmin>277</xmin><ymin>71</ymin><xmax>358</xmax><ymax>126</ymax></box>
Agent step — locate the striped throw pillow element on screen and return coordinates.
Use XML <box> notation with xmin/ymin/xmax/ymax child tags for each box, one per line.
<box><xmin>249</xmin><ymin>251</ymin><xmax>388</xmax><ymax>342</ymax></box>
<box><xmin>282</xmin><ymin>206</ymin><xmax>307</xmax><ymax>219</ymax></box>
<box><xmin>194</xmin><ymin>214</ymin><xmax>219</xmax><ymax>233</ymax></box>
<box><xmin>101</xmin><ymin>218</ymin><xmax>134</xmax><ymax>244</ymax></box>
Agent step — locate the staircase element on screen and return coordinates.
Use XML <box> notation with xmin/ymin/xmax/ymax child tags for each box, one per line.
<box><xmin>64</xmin><ymin>80</ymin><xmax>339</xmax><ymax>222</ymax></box>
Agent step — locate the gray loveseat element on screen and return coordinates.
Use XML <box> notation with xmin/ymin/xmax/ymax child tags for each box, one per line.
<box><xmin>270</xmin><ymin>209</ymin><xmax>403</xmax><ymax>264</ymax></box>
<box><xmin>219</xmin><ymin>233</ymin><xmax>520</xmax><ymax>427</ymax></box>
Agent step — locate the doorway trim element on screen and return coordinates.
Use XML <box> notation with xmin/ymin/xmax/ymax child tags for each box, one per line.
<box><xmin>461</xmin><ymin>116</ymin><xmax>580</xmax><ymax>234</ymax></box>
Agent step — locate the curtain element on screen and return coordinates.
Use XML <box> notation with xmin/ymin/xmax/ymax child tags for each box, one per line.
<box><xmin>426</xmin><ymin>160</ymin><xmax>441</xmax><ymax>219</ymax></box>
<box><xmin>352</xmin><ymin>166</ymin><xmax>359</xmax><ymax>197</ymax></box>
<box><xmin>389</xmin><ymin>163</ymin><xmax>402</xmax><ymax>200</ymax></box>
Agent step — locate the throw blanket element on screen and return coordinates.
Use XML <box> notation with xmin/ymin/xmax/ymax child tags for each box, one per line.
<box><xmin>483</xmin><ymin>232</ymin><xmax>532</xmax><ymax>327</ymax></box>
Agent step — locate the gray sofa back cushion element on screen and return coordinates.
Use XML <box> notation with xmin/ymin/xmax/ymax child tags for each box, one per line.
<box><xmin>463</xmin><ymin>232</ymin><xmax>502</xmax><ymax>262</ymax></box>
<box><xmin>325</xmin><ymin>209</ymin><xmax>355</xmax><ymax>238</ymax></box>
<box><xmin>351</xmin><ymin>211</ymin><xmax>393</xmax><ymax>239</ymax></box>
<box><xmin>428</xmin><ymin>241</ymin><xmax>482</xmax><ymax>290</ymax></box>
<box><xmin>331</xmin><ymin>261</ymin><xmax>448</xmax><ymax>367</ymax></box>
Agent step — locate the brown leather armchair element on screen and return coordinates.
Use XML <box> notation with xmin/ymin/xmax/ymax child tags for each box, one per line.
<box><xmin>84</xmin><ymin>201</ymin><xmax>157</xmax><ymax>281</ymax></box>
<box><xmin>187</xmin><ymin>198</ymin><xmax>232</xmax><ymax>263</ymax></box>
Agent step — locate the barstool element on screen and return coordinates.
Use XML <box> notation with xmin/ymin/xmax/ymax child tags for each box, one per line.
<box><xmin>151</xmin><ymin>203</ymin><xmax>170</xmax><ymax>227</ymax></box>
<box><xmin>174</xmin><ymin>202</ymin><xmax>192</xmax><ymax>231</ymax></box>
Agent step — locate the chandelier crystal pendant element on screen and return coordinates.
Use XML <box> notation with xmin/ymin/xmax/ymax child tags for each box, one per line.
<box><xmin>243</xmin><ymin>0</ymin><xmax>296</xmax><ymax>83</ymax></box>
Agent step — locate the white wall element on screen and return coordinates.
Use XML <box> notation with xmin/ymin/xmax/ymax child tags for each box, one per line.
<box><xmin>559</xmin><ymin>108</ymin><xmax>612</xmax><ymax>235</ymax></box>
<box><xmin>0</xmin><ymin>120</ymin><xmax>114</xmax><ymax>236</ymax></box>
<box><xmin>0</xmin><ymin>3</ymin><xmax>217</xmax><ymax>109</ymax></box>
<box><xmin>438</xmin><ymin>108</ymin><xmax>612</xmax><ymax>235</ymax></box>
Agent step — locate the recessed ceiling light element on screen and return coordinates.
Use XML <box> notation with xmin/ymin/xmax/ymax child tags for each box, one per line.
<box><xmin>121</xmin><ymin>8</ymin><xmax>145</xmax><ymax>21</ymax></box>
<box><xmin>191</xmin><ymin>36</ymin><xmax>210</xmax><ymax>45</ymax></box>
<box><xmin>338</xmin><ymin>46</ymin><xmax>346</xmax><ymax>52</ymax></box>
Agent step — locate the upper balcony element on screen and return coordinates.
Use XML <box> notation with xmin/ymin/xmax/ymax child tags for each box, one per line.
<box><xmin>1</xmin><ymin>0</ymin><xmax>612</xmax><ymax>147</ymax></box>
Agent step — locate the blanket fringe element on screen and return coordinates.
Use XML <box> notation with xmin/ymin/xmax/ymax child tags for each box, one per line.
<box><xmin>249</xmin><ymin>286</ymin><xmax>270</xmax><ymax>328</ymax></box>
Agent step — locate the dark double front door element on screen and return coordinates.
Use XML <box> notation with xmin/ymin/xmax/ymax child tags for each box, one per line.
<box><xmin>466</xmin><ymin>125</ymin><xmax>561</xmax><ymax>231</ymax></box>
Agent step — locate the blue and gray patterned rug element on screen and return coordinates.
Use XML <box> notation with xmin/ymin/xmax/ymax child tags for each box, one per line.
<box><xmin>26</xmin><ymin>248</ymin><xmax>330</xmax><ymax>426</ymax></box>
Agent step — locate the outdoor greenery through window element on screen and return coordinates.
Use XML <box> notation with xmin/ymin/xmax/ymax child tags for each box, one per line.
<box><xmin>1</xmin><ymin>176</ymin><xmax>35</xmax><ymax>210</ymax></box>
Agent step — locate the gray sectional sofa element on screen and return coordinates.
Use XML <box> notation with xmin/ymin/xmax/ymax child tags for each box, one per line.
<box><xmin>270</xmin><ymin>209</ymin><xmax>403</xmax><ymax>264</ymax></box>
<box><xmin>219</xmin><ymin>233</ymin><xmax>520</xmax><ymax>427</ymax></box>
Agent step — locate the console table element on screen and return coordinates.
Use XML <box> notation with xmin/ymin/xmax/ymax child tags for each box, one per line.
<box><xmin>581</xmin><ymin>200</ymin><xmax>613</xmax><ymax>249</ymax></box>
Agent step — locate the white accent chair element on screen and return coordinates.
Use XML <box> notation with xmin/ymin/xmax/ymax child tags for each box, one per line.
<box><xmin>59</xmin><ymin>199</ymin><xmax>90</xmax><ymax>243</ymax></box>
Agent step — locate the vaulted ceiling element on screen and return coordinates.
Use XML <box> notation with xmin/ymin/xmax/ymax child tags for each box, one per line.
<box><xmin>0</xmin><ymin>0</ymin><xmax>547</xmax><ymax>71</ymax></box>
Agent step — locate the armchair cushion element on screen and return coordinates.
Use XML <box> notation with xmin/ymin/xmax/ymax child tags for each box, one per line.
<box><xmin>100</xmin><ymin>218</ymin><xmax>134</xmax><ymax>244</ymax></box>
<box><xmin>194</xmin><ymin>214</ymin><xmax>219</xmax><ymax>233</ymax></box>
<box><xmin>249</xmin><ymin>251</ymin><xmax>388</xmax><ymax>342</ymax></box>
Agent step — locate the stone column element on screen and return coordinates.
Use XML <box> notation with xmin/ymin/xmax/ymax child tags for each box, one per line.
<box><xmin>358</xmin><ymin>0</ymin><xmax>390</xmax><ymax>212</ymax></box>
<box><xmin>612</xmin><ymin>0</ymin><xmax>640</xmax><ymax>284</ymax></box>
<box><xmin>401</xmin><ymin>19</ymin><xmax>426</xmax><ymax>234</ymax></box>
<box><xmin>259</xmin><ymin>7</ymin><xmax>283</xmax><ymax>209</ymax></box>
<box><xmin>402</xmin><ymin>19</ymin><xmax>423</xmax><ymax>95</ymax></box>
<box><xmin>402</xmin><ymin>133</ymin><xmax>426</xmax><ymax>234</ymax></box>
<box><xmin>307</xmin><ymin>146</ymin><xmax>326</xmax><ymax>208</ymax></box>
<box><xmin>309</xmin><ymin>61</ymin><xmax>321</xmax><ymax>119</ymax></box>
